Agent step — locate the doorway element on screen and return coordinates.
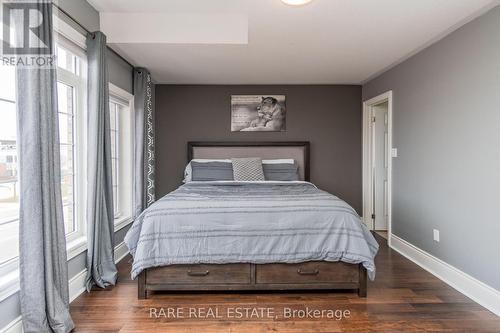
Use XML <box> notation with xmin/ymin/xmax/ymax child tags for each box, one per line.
<box><xmin>362</xmin><ymin>91</ymin><xmax>393</xmax><ymax>245</ymax></box>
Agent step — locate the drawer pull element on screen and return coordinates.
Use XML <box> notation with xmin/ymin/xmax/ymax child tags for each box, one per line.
<box><xmin>297</xmin><ymin>268</ymin><xmax>319</xmax><ymax>276</ymax></box>
<box><xmin>187</xmin><ymin>270</ymin><xmax>210</xmax><ymax>277</ymax></box>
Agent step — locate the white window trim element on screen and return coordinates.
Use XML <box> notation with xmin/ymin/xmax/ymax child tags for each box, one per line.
<box><xmin>0</xmin><ymin>71</ymin><xmax>20</xmax><ymax>301</ymax></box>
<box><xmin>56</xmin><ymin>41</ymin><xmax>88</xmax><ymax>259</ymax></box>
<box><xmin>53</xmin><ymin>15</ymin><xmax>87</xmax><ymax>51</ymax></box>
<box><xmin>109</xmin><ymin>83</ymin><xmax>135</xmax><ymax>232</ymax></box>
<box><xmin>54</xmin><ymin>12</ymin><xmax>89</xmax><ymax>260</ymax></box>
<box><xmin>109</xmin><ymin>83</ymin><xmax>134</xmax><ymax>105</ymax></box>
<box><xmin>115</xmin><ymin>216</ymin><xmax>134</xmax><ymax>232</ymax></box>
<box><xmin>0</xmin><ymin>14</ymin><xmax>88</xmax><ymax>302</ymax></box>
<box><xmin>0</xmin><ymin>259</ymin><xmax>19</xmax><ymax>301</ymax></box>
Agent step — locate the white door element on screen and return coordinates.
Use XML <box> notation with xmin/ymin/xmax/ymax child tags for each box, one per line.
<box><xmin>372</xmin><ymin>103</ymin><xmax>389</xmax><ymax>230</ymax></box>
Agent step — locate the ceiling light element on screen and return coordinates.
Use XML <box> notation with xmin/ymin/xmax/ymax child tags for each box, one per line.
<box><xmin>281</xmin><ymin>0</ymin><xmax>314</xmax><ymax>6</ymax></box>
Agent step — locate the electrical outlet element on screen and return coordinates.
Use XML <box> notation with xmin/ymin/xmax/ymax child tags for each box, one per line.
<box><xmin>433</xmin><ymin>229</ymin><xmax>440</xmax><ymax>242</ymax></box>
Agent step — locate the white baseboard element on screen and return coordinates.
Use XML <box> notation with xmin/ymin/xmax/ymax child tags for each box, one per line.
<box><xmin>114</xmin><ymin>241</ymin><xmax>129</xmax><ymax>264</ymax></box>
<box><xmin>69</xmin><ymin>269</ymin><xmax>87</xmax><ymax>303</ymax></box>
<box><xmin>68</xmin><ymin>241</ymin><xmax>129</xmax><ymax>303</ymax></box>
<box><xmin>0</xmin><ymin>271</ymin><xmax>87</xmax><ymax>333</ymax></box>
<box><xmin>0</xmin><ymin>316</ymin><xmax>22</xmax><ymax>333</ymax></box>
<box><xmin>390</xmin><ymin>234</ymin><xmax>500</xmax><ymax>317</ymax></box>
<box><xmin>0</xmin><ymin>243</ymin><xmax>129</xmax><ymax>333</ymax></box>
<box><xmin>0</xmin><ymin>270</ymin><xmax>87</xmax><ymax>333</ymax></box>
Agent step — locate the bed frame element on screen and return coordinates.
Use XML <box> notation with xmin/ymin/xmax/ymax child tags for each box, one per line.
<box><xmin>137</xmin><ymin>141</ymin><xmax>367</xmax><ymax>299</ymax></box>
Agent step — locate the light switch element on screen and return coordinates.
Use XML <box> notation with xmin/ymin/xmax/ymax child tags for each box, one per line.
<box><xmin>391</xmin><ymin>148</ymin><xmax>398</xmax><ymax>158</ymax></box>
<box><xmin>433</xmin><ymin>229</ymin><xmax>440</xmax><ymax>242</ymax></box>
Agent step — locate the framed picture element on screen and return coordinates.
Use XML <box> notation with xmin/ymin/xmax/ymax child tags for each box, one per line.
<box><xmin>231</xmin><ymin>95</ymin><xmax>286</xmax><ymax>132</ymax></box>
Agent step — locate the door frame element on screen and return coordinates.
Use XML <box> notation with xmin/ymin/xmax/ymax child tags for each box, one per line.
<box><xmin>362</xmin><ymin>91</ymin><xmax>393</xmax><ymax>245</ymax></box>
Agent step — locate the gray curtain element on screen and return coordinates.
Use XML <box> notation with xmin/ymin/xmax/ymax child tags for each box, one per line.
<box><xmin>16</xmin><ymin>2</ymin><xmax>74</xmax><ymax>332</ymax></box>
<box><xmin>85</xmin><ymin>31</ymin><xmax>118</xmax><ymax>291</ymax></box>
<box><xmin>133</xmin><ymin>68</ymin><xmax>155</xmax><ymax>217</ymax></box>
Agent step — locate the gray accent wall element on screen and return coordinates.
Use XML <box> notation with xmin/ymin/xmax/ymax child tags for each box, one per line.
<box><xmin>363</xmin><ymin>5</ymin><xmax>500</xmax><ymax>290</ymax></box>
<box><xmin>0</xmin><ymin>0</ymin><xmax>134</xmax><ymax>329</ymax></box>
<box><xmin>155</xmin><ymin>85</ymin><xmax>363</xmax><ymax>213</ymax></box>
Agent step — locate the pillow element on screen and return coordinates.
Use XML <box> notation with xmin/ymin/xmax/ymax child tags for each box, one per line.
<box><xmin>183</xmin><ymin>159</ymin><xmax>231</xmax><ymax>182</ymax></box>
<box><xmin>191</xmin><ymin>161</ymin><xmax>234</xmax><ymax>181</ymax></box>
<box><xmin>263</xmin><ymin>159</ymin><xmax>295</xmax><ymax>165</ymax></box>
<box><xmin>184</xmin><ymin>158</ymin><xmax>295</xmax><ymax>182</ymax></box>
<box><xmin>231</xmin><ymin>158</ymin><xmax>265</xmax><ymax>181</ymax></box>
<box><xmin>263</xmin><ymin>163</ymin><xmax>299</xmax><ymax>181</ymax></box>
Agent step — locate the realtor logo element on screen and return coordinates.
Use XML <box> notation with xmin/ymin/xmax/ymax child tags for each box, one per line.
<box><xmin>2</xmin><ymin>0</ymin><xmax>52</xmax><ymax>55</ymax></box>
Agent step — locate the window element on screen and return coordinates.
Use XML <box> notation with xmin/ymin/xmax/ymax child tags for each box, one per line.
<box><xmin>109</xmin><ymin>100</ymin><xmax>121</xmax><ymax>217</ymax></box>
<box><xmin>55</xmin><ymin>41</ymin><xmax>87</xmax><ymax>245</ymax></box>
<box><xmin>0</xmin><ymin>15</ymin><xmax>93</xmax><ymax>300</ymax></box>
<box><xmin>0</xmin><ymin>64</ymin><xmax>19</xmax><ymax>272</ymax></box>
<box><xmin>0</xmin><ymin>21</ymin><xmax>88</xmax><ymax>291</ymax></box>
<box><xmin>109</xmin><ymin>84</ymin><xmax>134</xmax><ymax>230</ymax></box>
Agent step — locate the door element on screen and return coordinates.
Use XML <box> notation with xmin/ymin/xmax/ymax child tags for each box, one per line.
<box><xmin>372</xmin><ymin>102</ymin><xmax>388</xmax><ymax>230</ymax></box>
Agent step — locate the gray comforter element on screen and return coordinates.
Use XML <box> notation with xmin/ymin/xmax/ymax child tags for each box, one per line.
<box><xmin>125</xmin><ymin>181</ymin><xmax>379</xmax><ymax>280</ymax></box>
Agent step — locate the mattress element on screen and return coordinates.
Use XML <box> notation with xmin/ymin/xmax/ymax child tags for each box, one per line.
<box><xmin>124</xmin><ymin>181</ymin><xmax>379</xmax><ymax>280</ymax></box>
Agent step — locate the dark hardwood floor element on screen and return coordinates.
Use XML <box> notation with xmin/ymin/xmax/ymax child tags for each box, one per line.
<box><xmin>70</xmin><ymin>234</ymin><xmax>500</xmax><ymax>332</ymax></box>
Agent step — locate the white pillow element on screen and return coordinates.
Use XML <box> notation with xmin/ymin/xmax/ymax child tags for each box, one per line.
<box><xmin>183</xmin><ymin>158</ymin><xmax>295</xmax><ymax>182</ymax></box>
<box><xmin>262</xmin><ymin>159</ymin><xmax>295</xmax><ymax>164</ymax></box>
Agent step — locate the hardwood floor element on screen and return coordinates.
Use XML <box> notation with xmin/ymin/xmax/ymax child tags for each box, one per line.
<box><xmin>70</xmin><ymin>234</ymin><xmax>500</xmax><ymax>332</ymax></box>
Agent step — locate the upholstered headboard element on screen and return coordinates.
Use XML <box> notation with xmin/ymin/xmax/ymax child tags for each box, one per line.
<box><xmin>188</xmin><ymin>142</ymin><xmax>310</xmax><ymax>181</ymax></box>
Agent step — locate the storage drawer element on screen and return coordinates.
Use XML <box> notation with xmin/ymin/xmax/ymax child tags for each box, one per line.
<box><xmin>147</xmin><ymin>264</ymin><xmax>251</xmax><ymax>284</ymax></box>
<box><xmin>256</xmin><ymin>262</ymin><xmax>359</xmax><ymax>284</ymax></box>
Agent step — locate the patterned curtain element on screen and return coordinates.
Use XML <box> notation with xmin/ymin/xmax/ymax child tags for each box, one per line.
<box><xmin>133</xmin><ymin>68</ymin><xmax>155</xmax><ymax>217</ymax></box>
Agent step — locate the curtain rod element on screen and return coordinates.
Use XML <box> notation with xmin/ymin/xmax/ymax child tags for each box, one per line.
<box><xmin>52</xmin><ymin>2</ymin><xmax>135</xmax><ymax>69</ymax></box>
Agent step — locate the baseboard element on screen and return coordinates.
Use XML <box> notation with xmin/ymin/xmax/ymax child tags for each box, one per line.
<box><xmin>0</xmin><ymin>271</ymin><xmax>87</xmax><ymax>333</ymax></box>
<box><xmin>114</xmin><ymin>241</ymin><xmax>129</xmax><ymax>264</ymax></box>
<box><xmin>68</xmin><ymin>241</ymin><xmax>129</xmax><ymax>303</ymax></box>
<box><xmin>69</xmin><ymin>269</ymin><xmax>87</xmax><ymax>303</ymax></box>
<box><xmin>0</xmin><ymin>316</ymin><xmax>22</xmax><ymax>333</ymax></box>
<box><xmin>0</xmin><ymin>243</ymin><xmax>129</xmax><ymax>333</ymax></box>
<box><xmin>390</xmin><ymin>234</ymin><xmax>500</xmax><ymax>317</ymax></box>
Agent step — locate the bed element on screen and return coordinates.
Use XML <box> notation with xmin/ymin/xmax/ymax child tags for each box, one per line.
<box><xmin>125</xmin><ymin>142</ymin><xmax>378</xmax><ymax>298</ymax></box>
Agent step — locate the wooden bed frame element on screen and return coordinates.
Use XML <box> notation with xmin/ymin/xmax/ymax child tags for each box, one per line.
<box><xmin>137</xmin><ymin>141</ymin><xmax>367</xmax><ymax>299</ymax></box>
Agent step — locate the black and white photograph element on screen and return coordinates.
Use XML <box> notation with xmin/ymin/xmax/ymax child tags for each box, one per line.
<box><xmin>231</xmin><ymin>95</ymin><xmax>286</xmax><ymax>132</ymax></box>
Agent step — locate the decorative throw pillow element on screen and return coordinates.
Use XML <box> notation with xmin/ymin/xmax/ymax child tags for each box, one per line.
<box><xmin>183</xmin><ymin>159</ymin><xmax>232</xmax><ymax>182</ymax></box>
<box><xmin>191</xmin><ymin>161</ymin><xmax>234</xmax><ymax>181</ymax></box>
<box><xmin>263</xmin><ymin>163</ymin><xmax>299</xmax><ymax>181</ymax></box>
<box><xmin>231</xmin><ymin>158</ymin><xmax>265</xmax><ymax>181</ymax></box>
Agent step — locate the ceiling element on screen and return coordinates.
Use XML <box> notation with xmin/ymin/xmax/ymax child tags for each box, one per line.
<box><xmin>88</xmin><ymin>0</ymin><xmax>498</xmax><ymax>84</ymax></box>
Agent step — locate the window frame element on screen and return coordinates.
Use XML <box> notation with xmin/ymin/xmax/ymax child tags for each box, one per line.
<box><xmin>109</xmin><ymin>83</ymin><xmax>135</xmax><ymax>232</ymax></box>
<box><xmin>54</xmin><ymin>14</ymin><xmax>88</xmax><ymax>259</ymax></box>
<box><xmin>109</xmin><ymin>99</ymin><xmax>121</xmax><ymax>218</ymax></box>
<box><xmin>0</xmin><ymin>15</ymin><xmax>88</xmax><ymax>302</ymax></box>
<box><xmin>0</xmin><ymin>77</ymin><xmax>19</xmax><ymax>261</ymax></box>
<box><xmin>55</xmin><ymin>42</ymin><xmax>87</xmax><ymax>257</ymax></box>
<box><xmin>0</xmin><ymin>58</ymin><xmax>19</xmax><ymax>302</ymax></box>
<box><xmin>0</xmin><ymin>15</ymin><xmax>137</xmax><ymax>303</ymax></box>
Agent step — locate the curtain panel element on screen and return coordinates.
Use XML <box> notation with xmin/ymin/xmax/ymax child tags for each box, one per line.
<box><xmin>133</xmin><ymin>68</ymin><xmax>155</xmax><ymax>217</ymax></box>
<box><xmin>85</xmin><ymin>31</ymin><xmax>118</xmax><ymax>291</ymax></box>
<box><xmin>15</xmin><ymin>1</ymin><xmax>74</xmax><ymax>332</ymax></box>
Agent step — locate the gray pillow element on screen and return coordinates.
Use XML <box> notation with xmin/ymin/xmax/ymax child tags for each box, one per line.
<box><xmin>191</xmin><ymin>161</ymin><xmax>234</xmax><ymax>181</ymax></box>
<box><xmin>231</xmin><ymin>158</ymin><xmax>265</xmax><ymax>181</ymax></box>
<box><xmin>263</xmin><ymin>163</ymin><xmax>299</xmax><ymax>181</ymax></box>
